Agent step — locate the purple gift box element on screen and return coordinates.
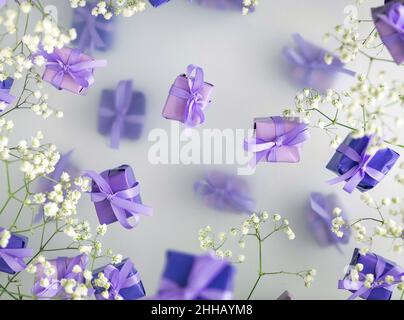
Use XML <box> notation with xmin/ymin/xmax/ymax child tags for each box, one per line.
<box><xmin>277</xmin><ymin>290</ymin><xmax>294</xmax><ymax>300</ymax></box>
<box><xmin>86</xmin><ymin>165</ymin><xmax>152</xmax><ymax>229</ymax></box>
<box><xmin>338</xmin><ymin>248</ymin><xmax>404</xmax><ymax>300</ymax></box>
<box><xmin>72</xmin><ymin>3</ymin><xmax>116</xmax><ymax>52</ymax></box>
<box><xmin>244</xmin><ymin>116</ymin><xmax>310</xmax><ymax>165</ymax></box>
<box><xmin>0</xmin><ymin>77</ymin><xmax>15</xmax><ymax>111</ymax></box>
<box><xmin>92</xmin><ymin>258</ymin><xmax>145</xmax><ymax>300</ymax></box>
<box><xmin>0</xmin><ymin>229</ymin><xmax>31</xmax><ymax>274</ymax></box>
<box><xmin>154</xmin><ymin>250</ymin><xmax>236</xmax><ymax>300</ymax></box>
<box><xmin>190</xmin><ymin>0</ymin><xmax>256</xmax><ymax>12</ymax></box>
<box><xmin>326</xmin><ymin>134</ymin><xmax>400</xmax><ymax>193</ymax></box>
<box><xmin>162</xmin><ymin>64</ymin><xmax>214</xmax><ymax>128</ymax></box>
<box><xmin>98</xmin><ymin>80</ymin><xmax>146</xmax><ymax>149</ymax></box>
<box><xmin>149</xmin><ymin>0</ymin><xmax>170</xmax><ymax>7</ymax></box>
<box><xmin>372</xmin><ymin>1</ymin><xmax>404</xmax><ymax>65</ymax></box>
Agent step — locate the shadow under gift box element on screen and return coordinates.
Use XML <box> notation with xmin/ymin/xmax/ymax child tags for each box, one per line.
<box><xmin>326</xmin><ymin>135</ymin><xmax>400</xmax><ymax>192</ymax></box>
<box><xmin>98</xmin><ymin>89</ymin><xmax>145</xmax><ymax>140</ymax></box>
<box><xmin>91</xmin><ymin>165</ymin><xmax>143</xmax><ymax>225</ymax></box>
<box><xmin>0</xmin><ymin>233</ymin><xmax>29</xmax><ymax>274</ymax></box>
<box><xmin>162</xmin><ymin>75</ymin><xmax>214</xmax><ymax>125</ymax></box>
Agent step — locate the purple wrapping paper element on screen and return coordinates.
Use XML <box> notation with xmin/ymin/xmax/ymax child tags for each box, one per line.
<box><xmin>155</xmin><ymin>250</ymin><xmax>236</xmax><ymax>300</ymax></box>
<box><xmin>0</xmin><ymin>77</ymin><xmax>15</xmax><ymax>111</ymax></box>
<box><xmin>277</xmin><ymin>290</ymin><xmax>293</xmax><ymax>300</ymax></box>
<box><xmin>372</xmin><ymin>0</ymin><xmax>404</xmax><ymax>65</ymax></box>
<box><xmin>190</xmin><ymin>0</ymin><xmax>256</xmax><ymax>12</ymax></box>
<box><xmin>72</xmin><ymin>3</ymin><xmax>116</xmax><ymax>52</ymax></box>
<box><xmin>98</xmin><ymin>80</ymin><xmax>145</xmax><ymax>149</ymax></box>
<box><xmin>194</xmin><ymin>171</ymin><xmax>255</xmax><ymax>213</ymax></box>
<box><xmin>339</xmin><ymin>248</ymin><xmax>404</xmax><ymax>300</ymax></box>
<box><xmin>326</xmin><ymin>135</ymin><xmax>400</xmax><ymax>193</ymax></box>
<box><xmin>149</xmin><ymin>0</ymin><xmax>170</xmax><ymax>7</ymax></box>
<box><xmin>307</xmin><ymin>192</ymin><xmax>350</xmax><ymax>249</ymax></box>
<box><xmin>92</xmin><ymin>258</ymin><xmax>145</xmax><ymax>300</ymax></box>
<box><xmin>283</xmin><ymin>34</ymin><xmax>355</xmax><ymax>91</ymax></box>
<box><xmin>0</xmin><ymin>229</ymin><xmax>30</xmax><ymax>274</ymax></box>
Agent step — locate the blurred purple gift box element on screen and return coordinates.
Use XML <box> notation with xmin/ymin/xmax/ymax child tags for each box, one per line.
<box><xmin>162</xmin><ymin>64</ymin><xmax>214</xmax><ymax>129</ymax></box>
<box><xmin>372</xmin><ymin>0</ymin><xmax>404</xmax><ymax>65</ymax></box>
<box><xmin>194</xmin><ymin>171</ymin><xmax>255</xmax><ymax>214</ymax></box>
<box><xmin>277</xmin><ymin>290</ymin><xmax>293</xmax><ymax>300</ymax></box>
<box><xmin>308</xmin><ymin>192</ymin><xmax>350</xmax><ymax>251</ymax></box>
<box><xmin>149</xmin><ymin>0</ymin><xmax>171</xmax><ymax>7</ymax></box>
<box><xmin>283</xmin><ymin>34</ymin><xmax>355</xmax><ymax>92</ymax></box>
<box><xmin>0</xmin><ymin>227</ymin><xmax>32</xmax><ymax>274</ymax></box>
<box><xmin>39</xmin><ymin>47</ymin><xmax>106</xmax><ymax>94</ymax></box>
<box><xmin>244</xmin><ymin>116</ymin><xmax>310</xmax><ymax>166</ymax></box>
<box><xmin>85</xmin><ymin>165</ymin><xmax>153</xmax><ymax>229</ymax></box>
<box><xmin>98</xmin><ymin>80</ymin><xmax>146</xmax><ymax>149</ymax></box>
<box><xmin>338</xmin><ymin>248</ymin><xmax>404</xmax><ymax>300</ymax></box>
<box><xmin>189</xmin><ymin>0</ymin><xmax>256</xmax><ymax>12</ymax></box>
<box><xmin>0</xmin><ymin>77</ymin><xmax>15</xmax><ymax>112</ymax></box>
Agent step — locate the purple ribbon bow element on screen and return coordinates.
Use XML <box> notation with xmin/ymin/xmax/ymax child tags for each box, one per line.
<box><xmin>96</xmin><ymin>260</ymin><xmax>141</xmax><ymax>300</ymax></box>
<box><xmin>0</xmin><ymin>247</ymin><xmax>32</xmax><ymax>273</ymax></box>
<box><xmin>169</xmin><ymin>64</ymin><xmax>208</xmax><ymax>128</ymax></box>
<box><xmin>338</xmin><ymin>255</ymin><xmax>404</xmax><ymax>300</ymax></box>
<box><xmin>99</xmin><ymin>80</ymin><xmax>144</xmax><ymax>149</ymax></box>
<box><xmin>85</xmin><ymin>170</ymin><xmax>153</xmax><ymax>229</ymax></box>
<box><xmin>0</xmin><ymin>79</ymin><xmax>15</xmax><ymax>108</ymax></box>
<box><xmin>244</xmin><ymin>117</ymin><xmax>310</xmax><ymax>166</ymax></box>
<box><xmin>327</xmin><ymin>139</ymin><xmax>385</xmax><ymax>194</ymax></box>
<box><xmin>155</xmin><ymin>253</ymin><xmax>232</xmax><ymax>300</ymax></box>
<box><xmin>39</xmin><ymin>48</ymin><xmax>106</xmax><ymax>90</ymax></box>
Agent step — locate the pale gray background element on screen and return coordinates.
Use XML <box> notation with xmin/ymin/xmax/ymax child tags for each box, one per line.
<box><xmin>4</xmin><ymin>0</ymin><xmax>404</xmax><ymax>299</ymax></box>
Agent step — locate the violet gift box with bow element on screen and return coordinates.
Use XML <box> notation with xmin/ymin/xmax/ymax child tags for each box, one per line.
<box><xmin>92</xmin><ymin>258</ymin><xmax>145</xmax><ymax>300</ymax></box>
<box><xmin>154</xmin><ymin>250</ymin><xmax>236</xmax><ymax>300</ymax></box>
<box><xmin>98</xmin><ymin>80</ymin><xmax>145</xmax><ymax>149</ymax></box>
<box><xmin>326</xmin><ymin>134</ymin><xmax>400</xmax><ymax>193</ymax></box>
<box><xmin>40</xmin><ymin>47</ymin><xmax>106</xmax><ymax>94</ymax></box>
<box><xmin>162</xmin><ymin>64</ymin><xmax>214</xmax><ymax>129</ymax></box>
<box><xmin>372</xmin><ymin>0</ymin><xmax>404</xmax><ymax>65</ymax></box>
<box><xmin>85</xmin><ymin>165</ymin><xmax>153</xmax><ymax>229</ymax></box>
<box><xmin>0</xmin><ymin>228</ymin><xmax>32</xmax><ymax>274</ymax></box>
<box><xmin>72</xmin><ymin>3</ymin><xmax>116</xmax><ymax>53</ymax></box>
<box><xmin>244</xmin><ymin>116</ymin><xmax>310</xmax><ymax>166</ymax></box>
<box><xmin>338</xmin><ymin>248</ymin><xmax>404</xmax><ymax>300</ymax></box>
<box><xmin>149</xmin><ymin>0</ymin><xmax>170</xmax><ymax>7</ymax></box>
<box><xmin>0</xmin><ymin>77</ymin><xmax>15</xmax><ymax>112</ymax></box>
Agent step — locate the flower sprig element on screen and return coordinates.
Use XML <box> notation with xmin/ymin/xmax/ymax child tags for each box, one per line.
<box><xmin>70</xmin><ymin>0</ymin><xmax>147</xmax><ymax>18</ymax></box>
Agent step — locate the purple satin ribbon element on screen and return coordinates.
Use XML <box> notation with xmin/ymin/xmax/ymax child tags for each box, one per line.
<box><xmin>39</xmin><ymin>48</ymin><xmax>106</xmax><ymax>90</ymax></box>
<box><xmin>244</xmin><ymin>116</ymin><xmax>310</xmax><ymax>166</ymax></box>
<box><xmin>338</xmin><ymin>255</ymin><xmax>404</xmax><ymax>300</ymax></box>
<box><xmin>169</xmin><ymin>64</ymin><xmax>208</xmax><ymax>128</ymax></box>
<box><xmin>95</xmin><ymin>260</ymin><xmax>141</xmax><ymax>300</ymax></box>
<box><xmin>0</xmin><ymin>247</ymin><xmax>32</xmax><ymax>273</ymax></box>
<box><xmin>155</xmin><ymin>253</ymin><xmax>232</xmax><ymax>300</ymax></box>
<box><xmin>378</xmin><ymin>3</ymin><xmax>404</xmax><ymax>44</ymax></box>
<box><xmin>85</xmin><ymin>170</ymin><xmax>153</xmax><ymax>229</ymax></box>
<box><xmin>0</xmin><ymin>89</ymin><xmax>14</xmax><ymax>107</ymax></box>
<box><xmin>99</xmin><ymin>80</ymin><xmax>144</xmax><ymax>149</ymax></box>
<box><xmin>327</xmin><ymin>139</ymin><xmax>385</xmax><ymax>194</ymax></box>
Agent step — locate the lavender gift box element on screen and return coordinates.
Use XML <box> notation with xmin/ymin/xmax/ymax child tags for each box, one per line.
<box><xmin>326</xmin><ymin>135</ymin><xmax>400</xmax><ymax>193</ymax></box>
<box><xmin>92</xmin><ymin>258</ymin><xmax>145</xmax><ymax>300</ymax></box>
<box><xmin>149</xmin><ymin>0</ymin><xmax>170</xmax><ymax>7</ymax></box>
<box><xmin>0</xmin><ymin>231</ymin><xmax>29</xmax><ymax>274</ymax></box>
<box><xmin>155</xmin><ymin>250</ymin><xmax>236</xmax><ymax>300</ymax></box>
<box><xmin>372</xmin><ymin>0</ymin><xmax>404</xmax><ymax>65</ymax></box>
<box><xmin>277</xmin><ymin>290</ymin><xmax>293</xmax><ymax>300</ymax></box>
<box><xmin>0</xmin><ymin>77</ymin><xmax>15</xmax><ymax>111</ymax></box>
<box><xmin>339</xmin><ymin>248</ymin><xmax>404</xmax><ymax>300</ymax></box>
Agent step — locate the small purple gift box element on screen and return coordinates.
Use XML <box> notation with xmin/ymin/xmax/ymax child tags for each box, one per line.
<box><xmin>85</xmin><ymin>165</ymin><xmax>153</xmax><ymax>229</ymax></box>
<box><xmin>40</xmin><ymin>47</ymin><xmax>106</xmax><ymax>94</ymax></box>
<box><xmin>244</xmin><ymin>116</ymin><xmax>310</xmax><ymax>166</ymax></box>
<box><xmin>162</xmin><ymin>64</ymin><xmax>214</xmax><ymax>128</ymax></box>
<box><xmin>98</xmin><ymin>80</ymin><xmax>146</xmax><ymax>149</ymax></box>
<box><xmin>0</xmin><ymin>77</ymin><xmax>15</xmax><ymax>112</ymax></box>
<box><xmin>92</xmin><ymin>258</ymin><xmax>145</xmax><ymax>300</ymax></box>
<box><xmin>72</xmin><ymin>3</ymin><xmax>116</xmax><ymax>52</ymax></box>
<box><xmin>0</xmin><ymin>228</ymin><xmax>32</xmax><ymax>274</ymax></box>
<box><xmin>338</xmin><ymin>248</ymin><xmax>404</xmax><ymax>300</ymax></box>
<box><xmin>372</xmin><ymin>1</ymin><xmax>404</xmax><ymax>65</ymax></box>
<box><xmin>326</xmin><ymin>134</ymin><xmax>400</xmax><ymax>193</ymax></box>
<box><xmin>154</xmin><ymin>250</ymin><xmax>236</xmax><ymax>300</ymax></box>
<box><xmin>149</xmin><ymin>0</ymin><xmax>170</xmax><ymax>7</ymax></box>
<box><xmin>277</xmin><ymin>290</ymin><xmax>293</xmax><ymax>300</ymax></box>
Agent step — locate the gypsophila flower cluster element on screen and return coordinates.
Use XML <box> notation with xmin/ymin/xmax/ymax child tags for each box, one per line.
<box><xmin>70</xmin><ymin>0</ymin><xmax>146</xmax><ymax>18</ymax></box>
<box><xmin>242</xmin><ymin>0</ymin><xmax>258</xmax><ymax>15</ymax></box>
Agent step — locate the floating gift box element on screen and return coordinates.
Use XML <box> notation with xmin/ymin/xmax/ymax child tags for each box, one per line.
<box><xmin>326</xmin><ymin>134</ymin><xmax>400</xmax><ymax>193</ymax></box>
<box><xmin>149</xmin><ymin>0</ymin><xmax>171</xmax><ymax>7</ymax></box>
<box><xmin>72</xmin><ymin>3</ymin><xmax>116</xmax><ymax>53</ymax></box>
<box><xmin>85</xmin><ymin>165</ymin><xmax>153</xmax><ymax>229</ymax></box>
<box><xmin>244</xmin><ymin>116</ymin><xmax>310</xmax><ymax>166</ymax></box>
<box><xmin>0</xmin><ymin>228</ymin><xmax>32</xmax><ymax>274</ymax></box>
<box><xmin>338</xmin><ymin>248</ymin><xmax>404</xmax><ymax>300</ymax></box>
<box><xmin>190</xmin><ymin>0</ymin><xmax>256</xmax><ymax>12</ymax></box>
<box><xmin>40</xmin><ymin>47</ymin><xmax>106</xmax><ymax>94</ymax></box>
<box><xmin>92</xmin><ymin>258</ymin><xmax>145</xmax><ymax>300</ymax></box>
<box><xmin>162</xmin><ymin>64</ymin><xmax>214</xmax><ymax>129</ymax></box>
<box><xmin>307</xmin><ymin>192</ymin><xmax>350</xmax><ymax>249</ymax></box>
<box><xmin>372</xmin><ymin>1</ymin><xmax>404</xmax><ymax>65</ymax></box>
<box><xmin>283</xmin><ymin>34</ymin><xmax>355</xmax><ymax>91</ymax></box>
<box><xmin>33</xmin><ymin>254</ymin><xmax>88</xmax><ymax>299</ymax></box>
<box><xmin>194</xmin><ymin>171</ymin><xmax>255</xmax><ymax>213</ymax></box>
<box><xmin>98</xmin><ymin>80</ymin><xmax>146</xmax><ymax>149</ymax></box>
<box><xmin>277</xmin><ymin>290</ymin><xmax>294</xmax><ymax>300</ymax></box>
<box><xmin>0</xmin><ymin>77</ymin><xmax>15</xmax><ymax>112</ymax></box>
<box><xmin>154</xmin><ymin>250</ymin><xmax>236</xmax><ymax>300</ymax></box>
